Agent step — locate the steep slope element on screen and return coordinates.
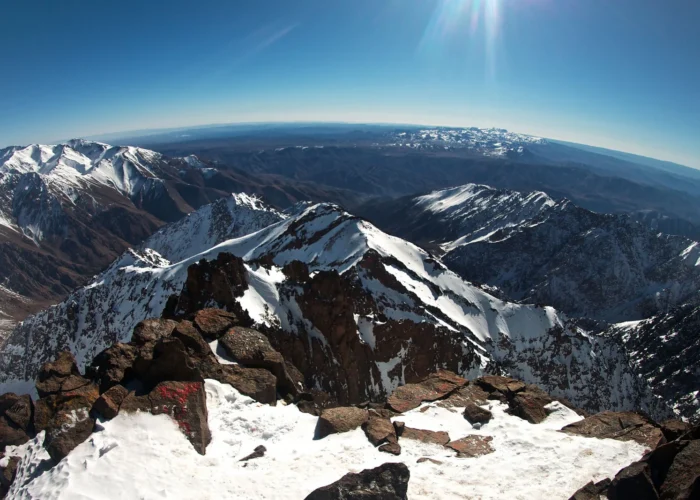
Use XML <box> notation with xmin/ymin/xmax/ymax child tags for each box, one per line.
<box><xmin>0</xmin><ymin>202</ymin><xmax>657</xmax><ymax>416</ymax></box>
<box><xmin>360</xmin><ymin>184</ymin><xmax>700</xmax><ymax>323</ymax></box>
<box><xmin>0</xmin><ymin>140</ymin><xmax>362</xmax><ymax>331</ymax></box>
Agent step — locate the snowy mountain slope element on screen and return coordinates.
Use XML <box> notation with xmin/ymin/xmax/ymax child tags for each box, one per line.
<box><xmin>361</xmin><ymin>183</ymin><xmax>700</xmax><ymax>322</ymax></box>
<box><xmin>0</xmin><ymin>202</ymin><xmax>658</xmax><ymax>416</ymax></box>
<box><xmin>3</xmin><ymin>380</ymin><xmax>646</xmax><ymax>500</ymax></box>
<box><xmin>0</xmin><ymin>140</ymin><xmax>363</xmax><ymax>330</ymax></box>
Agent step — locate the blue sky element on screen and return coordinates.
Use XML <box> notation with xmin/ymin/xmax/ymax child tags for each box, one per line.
<box><xmin>1</xmin><ymin>0</ymin><xmax>699</xmax><ymax>167</ymax></box>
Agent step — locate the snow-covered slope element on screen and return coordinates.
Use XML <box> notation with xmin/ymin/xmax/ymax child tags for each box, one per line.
<box><xmin>364</xmin><ymin>183</ymin><xmax>700</xmax><ymax>322</ymax></box>
<box><xmin>0</xmin><ymin>202</ymin><xmax>657</xmax><ymax>415</ymax></box>
<box><xmin>3</xmin><ymin>380</ymin><xmax>645</xmax><ymax>500</ymax></box>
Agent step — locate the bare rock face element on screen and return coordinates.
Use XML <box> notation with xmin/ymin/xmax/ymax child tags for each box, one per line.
<box><xmin>120</xmin><ymin>381</ymin><xmax>211</xmax><ymax>455</ymax></box>
<box><xmin>91</xmin><ymin>385</ymin><xmax>129</xmax><ymax>420</ymax></box>
<box><xmin>316</xmin><ymin>407</ymin><xmax>369</xmax><ymax>439</ymax></box>
<box><xmin>446</xmin><ymin>435</ymin><xmax>495</xmax><ymax>458</ymax></box>
<box><xmin>36</xmin><ymin>351</ymin><xmax>95</xmax><ymax>399</ymax></box>
<box><xmin>87</xmin><ymin>343</ymin><xmax>139</xmax><ymax>392</ymax></box>
<box><xmin>0</xmin><ymin>456</ymin><xmax>20</xmax><ymax>497</ymax></box>
<box><xmin>387</xmin><ymin>371</ymin><xmax>467</xmax><ymax>413</ymax></box>
<box><xmin>131</xmin><ymin>319</ymin><xmax>179</xmax><ymax>346</ymax></box>
<box><xmin>304</xmin><ymin>462</ymin><xmax>410</xmax><ymax>500</ymax></box>
<box><xmin>0</xmin><ymin>394</ymin><xmax>33</xmax><ymax>451</ymax></box>
<box><xmin>561</xmin><ymin>411</ymin><xmax>665</xmax><ymax>449</ymax></box>
<box><xmin>192</xmin><ymin>309</ymin><xmax>239</xmax><ymax>341</ymax></box>
<box><xmin>200</xmin><ymin>363</ymin><xmax>277</xmax><ymax>405</ymax></box>
<box><xmin>568</xmin><ymin>478</ymin><xmax>611</xmax><ymax>500</ymax></box>
<box><xmin>43</xmin><ymin>398</ymin><xmax>95</xmax><ymax>462</ymax></box>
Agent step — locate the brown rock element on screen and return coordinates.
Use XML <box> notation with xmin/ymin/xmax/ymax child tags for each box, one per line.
<box><xmin>141</xmin><ymin>338</ymin><xmax>203</xmax><ymax>388</ymax></box>
<box><xmin>43</xmin><ymin>397</ymin><xmax>95</xmax><ymax>462</ymax></box>
<box><xmin>0</xmin><ymin>394</ymin><xmax>33</xmax><ymax>433</ymax></box>
<box><xmin>476</xmin><ymin>375</ymin><xmax>526</xmax><ymax>395</ymax></box>
<box><xmin>0</xmin><ymin>456</ymin><xmax>20</xmax><ymax>497</ymax></box>
<box><xmin>437</xmin><ymin>383</ymin><xmax>489</xmax><ymax>408</ymax></box>
<box><xmin>219</xmin><ymin>326</ymin><xmax>300</xmax><ymax>396</ymax></box>
<box><xmin>463</xmin><ymin>402</ymin><xmax>492</xmax><ymax>425</ymax></box>
<box><xmin>91</xmin><ymin>385</ymin><xmax>129</xmax><ymax>420</ymax></box>
<box><xmin>606</xmin><ymin>461</ymin><xmax>658</xmax><ymax>500</ymax></box>
<box><xmin>171</xmin><ymin>320</ymin><xmax>213</xmax><ymax>358</ymax></box>
<box><xmin>660</xmin><ymin>419</ymin><xmax>691</xmax><ymax>442</ymax></box>
<box><xmin>200</xmin><ymin>362</ymin><xmax>277</xmax><ymax>405</ymax></box>
<box><xmin>35</xmin><ymin>351</ymin><xmax>81</xmax><ymax>397</ymax></box>
<box><xmin>316</xmin><ymin>407</ymin><xmax>369</xmax><ymax>439</ymax></box>
<box><xmin>87</xmin><ymin>343</ymin><xmax>139</xmax><ymax>391</ymax></box>
<box><xmin>446</xmin><ymin>435</ymin><xmax>495</xmax><ymax>458</ymax></box>
<box><xmin>658</xmin><ymin>439</ymin><xmax>700</xmax><ymax>499</ymax></box>
<box><xmin>509</xmin><ymin>389</ymin><xmax>554</xmax><ymax>424</ymax></box>
<box><xmin>304</xmin><ymin>462</ymin><xmax>410</xmax><ymax>500</ymax></box>
<box><xmin>0</xmin><ymin>417</ymin><xmax>31</xmax><ymax>451</ymax></box>
<box><xmin>568</xmin><ymin>478</ymin><xmax>611</xmax><ymax>500</ymax></box>
<box><xmin>120</xmin><ymin>381</ymin><xmax>211</xmax><ymax>455</ymax></box>
<box><xmin>363</xmin><ymin>417</ymin><xmax>397</xmax><ymax>446</ymax></box>
<box><xmin>561</xmin><ymin>411</ymin><xmax>666</xmax><ymax>449</ymax></box>
<box><xmin>378</xmin><ymin>442</ymin><xmax>402</xmax><ymax>455</ymax></box>
<box><xmin>387</xmin><ymin>371</ymin><xmax>467</xmax><ymax>413</ymax></box>
<box><xmin>131</xmin><ymin>318</ymin><xmax>178</xmax><ymax>346</ymax></box>
<box><xmin>240</xmin><ymin>445</ymin><xmax>267</xmax><ymax>461</ymax></box>
<box><xmin>282</xmin><ymin>261</ymin><xmax>310</xmax><ymax>282</ymax></box>
<box><xmin>398</xmin><ymin>425</ymin><xmax>450</xmax><ymax>446</ymax></box>
<box><xmin>296</xmin><ymin>390</ymin><xmax>337</xmax><ymax>416</ymax></box>
<box><xmin>193</xmin><ymin>309</ymin><xmax>239</xmax><ymax>341</ymax></box>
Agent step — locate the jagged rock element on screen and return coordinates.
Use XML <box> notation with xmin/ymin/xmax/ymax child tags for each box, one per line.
<box><xmin>36</xmin><ymin>351</ymin><xmax>87</xmax><ymax>398</ymax></box>
<box><xmin>192</xmin><ymin>308</ymin><xmax>239</xmax><ymax>341</ymax></box>
<box><xmin>437</xmin><ymin>383</ymin><xmax>489</xmax><ymax>408</ymax></box>
<box><xmin>304</xmin><ymin>462</ymin><xmax>410</xmax><ymax>500</ymax></box>
<box><xmin>378</xmin><ymin>442</ymin><xmax>402</xmax><ymax>455</ymax></box>
<box><xmin>446</xmin><ymin>435</ymin><xmax>495</xmax><ymax>458</ymax></box>
<box><xmin>0</xmin><ymin>417</ymin><xmax>31</xmax><ymax>452</ymax></box>
<box><xmin>200</xmin><ymin>363</ymin><xmax>277</xmax><ymax>405</ymax></box>
<box><xmin>476</xmin><ymin>375</ymin><xmax>526</xmax><ymax>395</ymax></box>
<box><xmin>316</xmin><ymin>407</ymin><xmax>369</xmax><ymax>439</ymax></box>
<box><xmin>363</xmin><ymin>417</ymin><xmax>397</xmax><ymax>446</ymax></box>
<box><xmin>660</xmin><ymin>419</ymin><xmax>691</xmax><ymax>442</ymax></box>
<box><xmin>387</xmin><ymin>371</ymin><xmax>467</xmax><ymax>413</ymax></box>
<box><xmin>120</xmin><ymin>381</ymin><xmax>211</xmax><ymax>455</ymax></box>
<box><xmin>240</xmin><ymin>445</ymin><xmax>266</xmax><ymax>462</ymax></box>
<box><xmin>0</xmin><ymin>456</ymin><xmax>20</xmax><ymax>497</ymax></box>
<box><xmin>561</xmin><ymin>411</ymin><xmax>665</xmax><ymax>449</ymax></box>
<box><xmin>219</xmin><ymin>327</ymin><xmax>300</xmax><ymax>396</ymax></box>
<box><xmin>296</xmin><ymin>390</ymin><xmax>337</xmax><ymax>416</ymax></box>
<box><xmin>171</xmin><ymin>320</ymin><xmax>212</xmax><ymax>358</ymax></box>
<box><xmin>91</xmin><ymin>385</ymin><xmax>129</xmax><ymax>420</ymax></box>
<box><xmin>131</xmin><ymin>318</ymin><xmax>178</xmax><ymax>346</ymax></box>
<box><xmin>396</xmin><ymin>424</ymin><xmax>450</xmax><ymax>446</ymax></box>
<box><xmin>568</xmin><ymin>478</ymin><xmax>611</xmax><ymax>500</ymax></box>
<box><xmin>509</xmin><ymin>389</ymin><xmax>554</xmax><ymax>424</ymax></box>
<box><xmin>43</xmin><ymin>398</ymin><xmax>95</xmax><ymax>462</ymax></box>
<box><xmin>140</xmin><ymin>338</ymin><xmax>203</xmax><ymax>388</ymax></box>
<box><xmin>87</xmin><ymin>343</ymin><xmax>139</xmax><ymax>391</ymax></box>
<box><xmin>607</xmin><ymin>462</ymin><xmax>658</xmax><ymax>500</ymax></box>
<box><xmin>463</xmin><ymin>402</ymin><xmax>492</xmax><ymax>425</ymax></box>
<box><xmin>0</xmin><ymin>394</ymin><xmax>33</xmax><ymax>434</ymax></box>
<box><xmin>658</xmin><ymin>439</ymin><xmax>700</xmax><ymax>499</ymax></box>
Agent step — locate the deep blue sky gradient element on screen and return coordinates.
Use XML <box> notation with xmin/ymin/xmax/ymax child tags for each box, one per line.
<box><xmin>1</xmin><ymin>0</ymin><xmax>699</xmax><ymax>167</ymax></box>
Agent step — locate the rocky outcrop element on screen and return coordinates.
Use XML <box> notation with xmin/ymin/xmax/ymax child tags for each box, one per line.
<box><xmin>561</xmin><ymin>411</ymin><xmax>666</xmax><ymax>449</ymax></box>
<box><xmin>304</xmin><ymin>462</ymin><xmax>410</xmax><ymax>500</ymax></box>
<box><xmin>387</xmin><ymin>371</ymin><xmax>467</xmax><ymax>413</ymax></box>
<box><xmin>0</xmin><ymin>394</ymin><xmax>33</xmax><ymax>451</ymax></box>
<box><xmin>0</xmin><ymin>456</ymin><xmax>20</xmax><ymax>498</ymax></box>
<box><xmin>316</xmin><ymin>407</ymin><xmax>369</xmax><ymax>439</ymax></box>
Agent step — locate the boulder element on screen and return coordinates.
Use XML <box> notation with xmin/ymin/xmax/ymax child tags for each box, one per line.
<box><xmin>219</xmin><ymin>327</ymin><xmax>300</xmax><ymax>396</ymax></box>
<box><xmin>140</xmin><ymin>338</ymin><xmax>203</xmax><ymax>388</ymax></box>
<box><xmin>395</xmin><ymin>424</ymin><xmax>450</xmax><ymax>446</ymax></box>
<box><xmin>316</xmin><ymin>407</ymin><xmax>369</xmax><ymax>439</ymax></box>
<box><xmin>43</xmin><ymin>398</ymin><xmax>95</xmax><ymax>462</ymax></box>
<box><xmin>561</xmin><ymin>411</ymin><xmax>665</xmax><ymax>449</ymax></box>
<box><xmin>200</xmin><ymin>362</ymin><xmax>277</xmax><ymax>405</ymax></box>
<box><xmin>35</xmin><ymin>351</ymin><xmax>86</xmax><ymax>398</ymax></box>
<box><xmin>378</xmin><ymin>442</ymin><xmax>402</xmax><ymax>455</ymax></box>
<box><xmin>363</xmin><ymin>417</ymin><xmax>397</xmax><ymax>447</ymax></box>
<box><xmin>131</xmin><ymin>318</ymin><xmax>178</xmax><ymax>346</ymax></box>
<box><xmin>476</xmin><ymin>375</ymin><xmax>526</xmax><ymax>395</ymax></box>
<box><xmin>606</xmin><ymin>462</ymin><xmax>658</xmax><ymax>500</ymax></box>
<box><xmin>658</xmin><ymin>439</ymin><xmax>700</xmax><ymax>499</ymax></box>
<box><xmin>240</xmin><ymin>445</ymin><xmax>267</xmax><ymax>462</ymax></box>
<box><xmin>304</xmin><ymin>462</ymin><xmax>410</xmax><ymax>500</ymax></box>
<box><xmin>509</xmin><ymin>389</ymin><xmax>554</xmax><ymax>424</ymax></box>
<box><xmin>437</xmin><ymin>383</ymin><xmax>489</xmax><ymax>408</ymax></box>
<box><xmin>87</xmin><ymin>343</ymin><xmax>139</xmax><ymax>391</ymax></box>
<box><xmin>387</xmin><ymin>371</ymin><xmax>467</xmax><ymax>413</ymax></box>
<box><xmin>446</xmin><ymin>435</ymin><xmax>495</xmax><ymax>458</ymax></box>
<box><xmin>296</xmin><ymin>390</ymin><xmax>337</xmax><ymax>416</ymax></box>
<box><xmin>171</xmin><ymin>320</ymin><xmax>213</xmax><ymax>358</ymax></box>
<box><xmin>660</xmin><ymin>419</ymin><xmax>691</xmax><ymax>442</ymax></box>
<box><xmin>0</xmin><ymin>393</ymin><xmax>33</xmax><ymax>433</ymax></box>
<box><xmin>120</xmin><ymin>381</ymin><xmax>211</xmax><ymax>455</ymax></box>
<box><xmin>91</xmin><ymin>385</ymin><xmax>129</xmax><ymax>420</ymax></box>
<box><xmin>192</xmin><ymin>308</ymin><xmax>239</xmax><ymax>341</ymax></box>
<box><xmin>463</xmin><ymin>402</ymin><xmax>492</xmax><ymax>425</ymax></box>
<box><xmin>568</xmin><ymin>479</ymin><xmax>611</xmax><ymax>500</ymax></box>
<box><xmin>0</xmin><ymin>417</ymin><xmax>31</xmax><ymax>452</ymax></box>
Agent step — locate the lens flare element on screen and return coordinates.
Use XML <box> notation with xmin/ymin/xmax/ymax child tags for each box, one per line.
<box><xmin>420</xmin><ymin>0</ymin><xmax>504</xmax><ymax>78</ymax></box>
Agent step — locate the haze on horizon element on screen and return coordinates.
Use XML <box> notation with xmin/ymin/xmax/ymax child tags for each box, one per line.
<box><xmin>1</xmin><ymin>0</ymin><xmax>698</xmax><ymax>169</ymax></box>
